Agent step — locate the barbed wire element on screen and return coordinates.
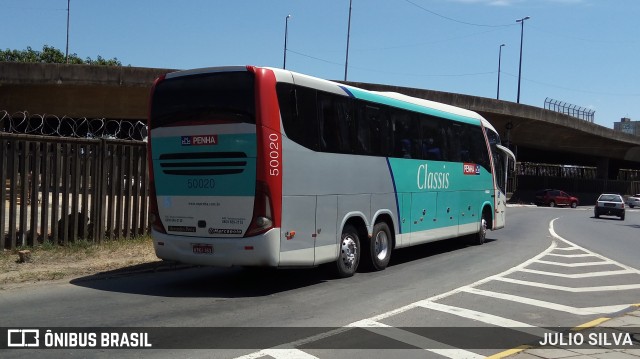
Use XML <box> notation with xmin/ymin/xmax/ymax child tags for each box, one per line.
<box><xmin>0</xmin><ymin>110</ymin><xmax>148</xmax><ymax>141</ymax></box>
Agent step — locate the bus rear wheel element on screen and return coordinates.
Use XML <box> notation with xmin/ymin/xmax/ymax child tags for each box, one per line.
<box><xmin>334</xmin><ymin>225</ymin><xmax>360</xmax><ymax>278</ymax></box>
<box><xmin>363</xmin><ymin>222</ymin><xmax>392</xmax><ymax>271</ymax></box>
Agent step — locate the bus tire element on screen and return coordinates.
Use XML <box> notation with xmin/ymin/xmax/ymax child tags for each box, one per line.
<box><xmin>470</xmin><ymin>212</ymin><xmax>488</xmax><ymax>245</ymax></box>
<box><xmin>363</xmin><ymin>222</ymin><xmax>392</xmax><ymax>271</ymax></box>
<box><xmin>334</xmin><ymin>225</ymin><xmax>360</xmax><ymax>278</ymax></box>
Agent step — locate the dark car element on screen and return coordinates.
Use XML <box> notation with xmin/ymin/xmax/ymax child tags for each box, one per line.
<box><xmin>535</xmin><ymin>189</ymin><xmax>579</xmax><ymax>208</ymax></box>
<box><xmin>594</xmin><ymin>193</ymin><xmax>625</xmax><ymax>220</ymax></box>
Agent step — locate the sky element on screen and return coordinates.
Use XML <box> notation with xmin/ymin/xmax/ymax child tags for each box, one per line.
<box><xmin>3</xmin><ymin>0</ymin><xmax>639</xmax><ymax>130</ymax></box>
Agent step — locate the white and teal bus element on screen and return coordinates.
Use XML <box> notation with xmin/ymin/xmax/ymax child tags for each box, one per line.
<box><xmin>147</xmin><ymin>66</ymin><xmax>515</xmax><ymax>277</ymax></box>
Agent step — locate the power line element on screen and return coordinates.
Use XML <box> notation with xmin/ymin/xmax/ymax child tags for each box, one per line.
<box><xmin>402</xmin><ymin>0</ymin><xmax>516</xmax><ymax>27</ymax></box>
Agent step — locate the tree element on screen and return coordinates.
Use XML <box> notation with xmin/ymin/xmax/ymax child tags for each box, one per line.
<box><xmin>0</xmin><ymin>45</ymin><xmax>122</xmax><ymax>66</ymax></box>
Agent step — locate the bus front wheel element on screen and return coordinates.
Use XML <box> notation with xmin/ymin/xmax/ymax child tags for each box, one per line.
<box><xmin>470</xmin><ymin>213</ymin><xmax>488</xmax><ymax>245</ymax></box>
<box><xmin>363</xmin><ymin>222</ymin><xmax>392</xmax><ymax>271</ymax></box>
<box><xmin>334</xmin><ymin>225</ymin><xmax>360</xmax><ymax>278</ymax></box>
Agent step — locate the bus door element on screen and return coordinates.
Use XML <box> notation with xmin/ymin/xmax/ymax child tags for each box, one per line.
<box><xmin>494</xmin><ymin>144</ymin><xmax>516</xmax><ymax>229</ymax></box>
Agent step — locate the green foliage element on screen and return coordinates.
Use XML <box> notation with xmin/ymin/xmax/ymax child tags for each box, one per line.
<box><xmin>0</xmin><ymin>45</ymin><xmax>122</xmax><ymax>66</ymax></box>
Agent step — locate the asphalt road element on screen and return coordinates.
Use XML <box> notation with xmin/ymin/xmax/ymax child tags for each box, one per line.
<box><xmin>2</xmin><ymin>206</ymin><xmax>639</xmax><ymax>358</ymax></box>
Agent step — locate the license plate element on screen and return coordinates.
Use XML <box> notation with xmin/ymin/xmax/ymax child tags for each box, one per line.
<box><xmin>192</xmin><ymin>244</ymin><xmax>213</xmax><ymax>254</ymax></box>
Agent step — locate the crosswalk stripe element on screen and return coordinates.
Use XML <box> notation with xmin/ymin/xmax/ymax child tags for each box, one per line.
<box><xmin>546</xmin><ymin>253</ymin><xmax>594</xmax><ymax>258</ymax></box>
<box><xmin>415</xmin><ymin>300</ymin><xmax>538</xmax><ymax>328</ymax></box>
<box><xmin>494</xmin><ymin>276</ymin><xmax>640</xmax><ymax>292</ymax></box>
<box><xmin>554</xmin><ymin>247</ymin><xmax>582</xmax><ymax>251</ymax></box>
<box><xmin>461</xmin><ymin>287</ymin><xmax>629</xmax><ymax>315</ymax></box>
<box><xmin>519</xmin><ymin>268</ymin><xmax>636</xmax><ymax>278</ymax></box>
<box><xmin>548</xmin><ymin>218</ymin><xmax>640</xmax><ymax>275</ymax></box>
<box><xmin>534</xmin><ymin>259</ymin><xmax>615</xmax><ymax>267</ymax></box>
<box><xmin>350</xmin><ymin>319</ymin><xmax>485</xmax><ymax>359</ymax></box>
<box><xmin>262</xmin><ymin>349</ymin><xmax>319</xmax><ymax>359</ymax></box>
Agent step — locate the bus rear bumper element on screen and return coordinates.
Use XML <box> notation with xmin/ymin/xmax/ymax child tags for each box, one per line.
<box><xmin>151</xmin><ymin>228</ymin><xmax>281</xmax><ymax>267</ymax></box>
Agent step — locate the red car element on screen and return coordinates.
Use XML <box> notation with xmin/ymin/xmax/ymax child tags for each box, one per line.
<box><xmin>535</xmin><ymin>189</ymin><xmax>579</xmax><ymax>208</ymax></box>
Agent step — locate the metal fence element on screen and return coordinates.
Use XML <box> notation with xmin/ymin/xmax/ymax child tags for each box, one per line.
<box><xmin>509</xmin><ymin>162</ymin><xmax>640</xmax><ymax>205</ymax></box>
<box><xmin>1</xmin><ymin>110</ymin><xmax>148</xmax><ymax>141</ymax></box>
<box><xmin>544</xmin><ymin>98</ymin><xmax>595</xmax><ymax>123</ymax></box>
<box><xmin>1</xmin><ymin>132</ymin><xmax>148</xmax><ymax>250</ymax></box>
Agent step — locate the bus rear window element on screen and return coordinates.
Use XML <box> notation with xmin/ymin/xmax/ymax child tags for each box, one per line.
<box><xmin>150</xmin><ymin>71</ymin><xmax>255</xmax><ymax>129</ymax></box>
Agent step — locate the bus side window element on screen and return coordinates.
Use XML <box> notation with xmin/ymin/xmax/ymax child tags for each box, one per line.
<box><xmin>444</xmin><ymin>123</ymin><xmax>462</xmax><ymax>162</ymax></box>
<box><xmin>355</xmin><ymin>106</ymin><xmax>372</xmax><ymax>155</ymax></box>
<box><xmin>277</xmin><ymin>84</ymin><xmax>319</xmax><ymax>151</ymax></box>
<box><xmin>317</xmin><ymin>91</ymin><xmax>353</xmax><ymax>154</ymax></box>
<box><xmin>369</xmin><ymin>107</ymin><xmax>391</xmax><ymax>157</ymax></box>
<box><xmin>469</xmin><ymin>126</ymin><xmax>491</xmax><ymax>172</ymax></box>
<box><xmin>418</xmin><ymin>115</ymin><xmax>442</xmax><ymax>161</ymax></box>
<box><xmin>392</xmin><ymin>112</ymin><xmax>418</xmax><ymax>159</ymax></box>
<box><xmin>335</xmin><ymin>96</ymin><xmax>355</xmax><ymax>154</ymax></box>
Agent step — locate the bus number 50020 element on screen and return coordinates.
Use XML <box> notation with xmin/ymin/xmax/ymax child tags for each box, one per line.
<box><xmin>268</xmin><ymin>133</ymin><xmax>280</xmax><ymax>176</ymax></box>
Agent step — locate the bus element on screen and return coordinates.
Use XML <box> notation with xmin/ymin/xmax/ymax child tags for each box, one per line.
<box><xmin>147</xmin><ymin>66</ymin><xmax>516</xmax><ymax>278</ymax></box>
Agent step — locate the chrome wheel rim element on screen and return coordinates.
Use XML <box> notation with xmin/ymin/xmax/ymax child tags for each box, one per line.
<box><xmin>341</xmin><ymin>236</ymin><xmax>357</xmax><ymax>269</ymax></box>
<box><xmin>374</xmin><ymin>231</ymin><xmax>389</xmax><ymax>261</ymax></box>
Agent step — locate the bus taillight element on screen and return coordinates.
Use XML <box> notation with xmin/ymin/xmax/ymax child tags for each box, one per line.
<box><xmin>245</xmin><ymin>181</ymin><xmax>274</xmax><ymax>237</ymax></box>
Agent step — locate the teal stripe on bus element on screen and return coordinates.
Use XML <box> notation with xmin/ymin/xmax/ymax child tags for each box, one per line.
<box><xmin>346</xmin><ymin>87</ymin><xmax>481</xmax><ymax>126</ymax></box>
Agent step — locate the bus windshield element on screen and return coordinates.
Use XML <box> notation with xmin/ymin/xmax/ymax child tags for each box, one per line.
<box><xmin>150</xmin><ymin>71</ymin><xmax>255</xmax><ymax>129</ymax></box>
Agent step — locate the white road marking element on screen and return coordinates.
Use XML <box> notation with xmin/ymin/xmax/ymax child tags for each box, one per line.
<box><xmin>415</xmin><ymin>301</ymin><xmax>536</xmax><ymax>327</ymax></box>
<box><xmin>548</xmin><ymin>218</ymin><xmax>640</xmax><ymax>275</ymax></box>
<box><xmin>235</xmin><ymin>218</ymin><xmax>640</xmax><ymax>358</ymax></box>
<box><xmin>349</xmin><ymin>319</ymin><xmax>485</xmax><ymax>359</ymax></box>
<box><xmin>545</xmin><ymin>253</ymin><xmax>594</xmax><ymax>258</ymax></box>
<box><xmin>460</xmin><ymin>287</ymin><xmax>629</xmax><ymax>315</ymax></box>
<box><xmin>554</xmin><ymin>247</ymin><xmax>583</xmax><ymax>251</ymax></box>
<box><xmin>494</xmin><ymin>276</ymin><xmax>640</xmax><ymax>292</ymax></box>
<box><xmin>262</xmin><ymin>349</ymin><xmax>320</xmax><ymax>359</ymax></box>
<box><xmin>519</xmin><ymin>268</ymin><xmax>636</xmax><ymax>278</ymax></box>
<box><xmin>534</xmin><ymin>259</ymin><xmax>615</xmax><ymax>267</ymax></box>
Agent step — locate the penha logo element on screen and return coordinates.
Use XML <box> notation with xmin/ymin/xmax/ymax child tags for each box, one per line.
<box><xmin>181</xmin><ymin>135</ymin><xmax>218</xmax><ymax>146</ymax></box>
<box><xmin>463</xmin><ymin>163</ymin><xmax>480</xmax><ymax>175</ymax></box>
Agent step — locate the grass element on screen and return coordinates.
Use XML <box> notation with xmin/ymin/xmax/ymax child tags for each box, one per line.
<box><xmin>1</xmin><ymin>235</ymin><xmax>162</xmax><ymax>289</ymax></box>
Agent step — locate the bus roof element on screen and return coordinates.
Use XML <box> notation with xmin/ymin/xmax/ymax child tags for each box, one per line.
<box><xmin>163</xmin><ymin>66</ymin><xmax>497</xmax><ymax>133</ymax></box>
<box><xmin>267</xmin><ymin>66</ymin><xmax>493</xmax><ymax>129</ymax></box>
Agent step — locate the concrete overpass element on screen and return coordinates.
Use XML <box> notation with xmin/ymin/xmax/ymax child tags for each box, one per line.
<box><xmin>2</xmin><ymin>62</ymin><xmax>640</xmax><ymax>179</ymax></box>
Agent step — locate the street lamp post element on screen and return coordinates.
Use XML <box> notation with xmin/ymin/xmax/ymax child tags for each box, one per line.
<box><xmin>283</xmin><ymin>14</ymin><xmax>292</xmax><ymax>69</ymax></box>
<box><xmin>497</xmin><ymin>44</ymin><xmax>505</xmax><ymax>100</ymax></box>
<box><xmin>516</xmin><ymin>16</ymin><xmax>530</xmax><ymax>103</ymax></box>
<box><xmin>344</xmin><ymin>0</ymin><xmax>353</xmax><ymax>81</ymax></box>
<box><xmin>65</xmin><ymin>0</ymin><xmax>70</xmax><ymax>63</ymax></box>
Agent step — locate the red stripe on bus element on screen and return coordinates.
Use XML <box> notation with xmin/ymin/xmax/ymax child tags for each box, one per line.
<box><xmin>252</xmin><ymin>67</ymin><xmax>283</xmax><ymax>228</ymax></box>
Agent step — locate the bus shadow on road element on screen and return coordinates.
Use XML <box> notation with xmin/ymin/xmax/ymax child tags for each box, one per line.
<box><xmin>378</xmin><ymin>236</ymin><xmax>497</xmax><ymax>271</ymax></box>
<box><xmin>69</xmin><ymin>262</ymin><xmax>334</xmax><ymax>298</ymax></box>
<box><xmin>70</xmin><ymin>236</ymin><xmax>496</xmax><ymax>297</ymax></box>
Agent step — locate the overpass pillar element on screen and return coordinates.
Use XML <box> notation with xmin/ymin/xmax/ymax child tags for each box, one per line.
<box><xmin>596</xmin><ymin>157</ymin><xmax>609</xmax><ymax>180</ymax></box>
